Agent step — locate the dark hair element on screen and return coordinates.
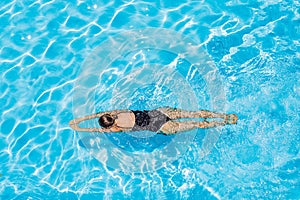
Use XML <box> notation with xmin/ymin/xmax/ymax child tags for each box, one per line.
<box><xmin>98</xmin><ymin>114</ymin><xmax>115</xmax><ymax>128</ymax></box>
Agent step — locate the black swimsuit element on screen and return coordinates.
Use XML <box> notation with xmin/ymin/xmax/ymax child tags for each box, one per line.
<box><xmin>131</xmin><ymin>110</ymin><xmax>171</xmax><ymax>132</ymax></box>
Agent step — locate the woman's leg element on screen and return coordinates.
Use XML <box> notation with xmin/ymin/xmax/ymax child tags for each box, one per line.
<box><xmin>157</xmin><ymin>107</ymin><xmax>228</xmax><ymax>119</ymax></box>
<box><xmin>159</xmin><ymin>120</ymin><xmax>227</xmax><ymax>135</ymax></box>
<box><xmin>225</xmin><ymin>114</ymin><xmax>238</xmax><ymax>125</ymax></box>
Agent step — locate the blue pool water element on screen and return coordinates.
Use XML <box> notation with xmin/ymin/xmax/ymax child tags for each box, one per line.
<box><xmin>1</xmin><ymin>0</ymin><xmax>299</xmax><ymax>199</ymax></box>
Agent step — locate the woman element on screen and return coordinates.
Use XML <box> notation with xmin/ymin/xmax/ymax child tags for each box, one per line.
<box><xmin>69</xmin><ymin>107</ymin><xmax>238</xmax><ymax>135</ymax></box>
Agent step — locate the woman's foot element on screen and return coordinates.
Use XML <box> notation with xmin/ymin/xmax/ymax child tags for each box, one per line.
<box><xmin>225</xmin><ymin>114</ymin><xmax>238</xmax><ymax>124</ymax></box>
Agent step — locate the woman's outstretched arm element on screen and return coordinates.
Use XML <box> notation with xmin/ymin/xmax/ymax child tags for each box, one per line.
<box><xmin>69</xmin><ymin>111</ymin><xmax>121</xmax><ymax>133</ymax></box>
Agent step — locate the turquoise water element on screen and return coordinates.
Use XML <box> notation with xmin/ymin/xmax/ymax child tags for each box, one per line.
<box><xmin>1</xmin><ymin>0</ymin><xmax>299</xmax><ymax>199</ymax></box>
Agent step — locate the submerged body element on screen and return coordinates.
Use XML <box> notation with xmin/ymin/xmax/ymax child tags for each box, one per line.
<box><xmin>69</xmin><ymin>107</ymin><xmax>238</xmax><ymax>135</ymax></box>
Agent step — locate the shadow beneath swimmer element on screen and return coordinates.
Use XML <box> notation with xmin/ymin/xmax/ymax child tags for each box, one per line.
<box><xmin>78</xmin><ymin>132</ymin><xmax>173</xmax><ymax>153</ymax></box>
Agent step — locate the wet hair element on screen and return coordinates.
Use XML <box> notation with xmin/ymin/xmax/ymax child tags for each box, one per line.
<box><xmin>98</xmin><ymin>114</ymin><xmax>115</xmax><ymax>128</ymax></box>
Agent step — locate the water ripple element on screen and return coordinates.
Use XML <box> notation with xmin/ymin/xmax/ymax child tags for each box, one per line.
<box><xmin>1</xmin><ymin>0</ymin><xmax>299</xmax><ymax>199</ymax></box>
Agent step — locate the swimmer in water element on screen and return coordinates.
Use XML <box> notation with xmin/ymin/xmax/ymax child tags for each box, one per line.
<box><xmin>69</xmin><ymin>107</ymin><xmax>238</xmax><ymax>135</ymax></box>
